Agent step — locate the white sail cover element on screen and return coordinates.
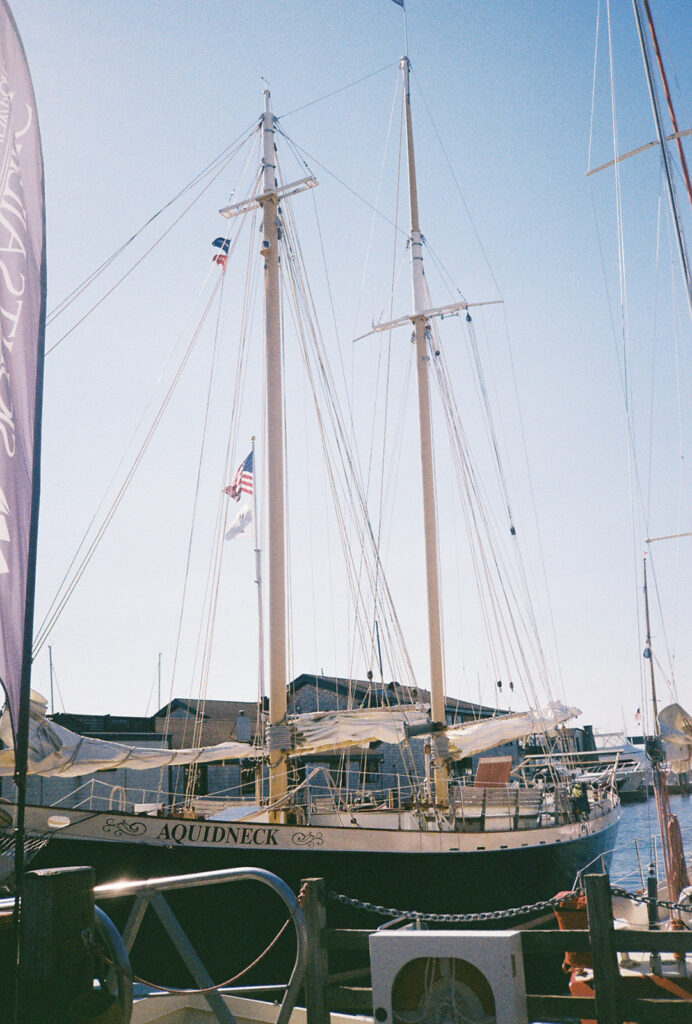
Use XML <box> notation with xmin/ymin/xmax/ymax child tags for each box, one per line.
<box><xmin>444</xmin><ymin>702</ymin><xmax>581</xmax><ymax>761</ymax></box>
<box><xmin>659</xmin><ymin>703</ymin><xmax>692</xmax><ymax>773</ymax></box>
<box><xmin>0</xmin><ymin>693</ymin><xmax>261</xmax><ymax>777</ymax></box>
<box><xmin>288</xmin><ymin>705</ymin><xmax>430</xmax><ymax>756</ymax></box>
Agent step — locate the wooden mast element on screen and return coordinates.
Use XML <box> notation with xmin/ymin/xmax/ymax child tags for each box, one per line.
<box><xmin>220</xmin><ymin>95</ymin><xmax>317</xmax><ymax>819</ymax></box>
<box><xmin>401</xmin><ymin>56</ymin><xmax>448</xmax><ymax>801</ymax></box>
<box><xmin>260</xmin><ymin>89</ymin><xmax>288</xmax><ymax>813</ymax></box>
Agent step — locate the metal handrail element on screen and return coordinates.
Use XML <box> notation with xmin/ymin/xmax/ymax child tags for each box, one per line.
<box><xmin>95</xmin><ymin>866</ymin><xmax>308</xmax><ymax>1024</ymax></box>
<box><xmin>1</xmin><ymin>866</ymin><xmax>309</xmax><ymax>1024</ymax></box>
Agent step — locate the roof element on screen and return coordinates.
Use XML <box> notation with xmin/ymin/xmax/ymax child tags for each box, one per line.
<box><xmin>51</xmin><ymin>712</ymin><xmax>155</xmax><ymax>735</ymax></box>
<box><xmin>290</xmin><ymin>673</ymin><xmax>499</xmax><ymax>719</ymax></box>
<box><xmin>153</xmin><ymin>698</ymin><xmax>258</xmax><ymax>721</ymax></box>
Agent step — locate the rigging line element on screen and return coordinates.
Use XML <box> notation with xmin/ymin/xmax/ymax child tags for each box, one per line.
<box><xmin>435</xmin><ymin>363</ymin><xmax>508</xmax><ymax>682</ymax></box>
<box><xmin>342</xmin><ymin>79</ymin><xmax>403</xmax><ymax>671</ymax></box>
<box><xmin>497</xmin><ymin>306</ymin><xmax>567</xmax><ymax>701</ymax></box>
<box><xmin>32</xmin><ymin>275</ymin><xmax>225</xmax><ymax>658</ymax></box>
<box><xmin>47</xmin><ymin>123</ymin><xmax>257</xmax><ymax>324</ymax></box>
<box><xmin>448</xmin><ymin>281</ymin><xmax>565</xmax><ymax>698</ymax></box>
<box><xmin>671</xmin><ymin>223</ymin><xmax>688</xmax><ymax>690</ymax></box>
<box><xmin>461</xmin><ymin>323</ymin><xmax>544</xmax><ymax>656</ymax></box>
<box><xmin>280</xmin><ymin>210</ymin><xmax>417</xmax><ymax>688</ymax></box>
<box><xmin>606</xmin><ymin>0</ymin><xmax>649</xmax><ymax>705</ymax></box>
<box><xmin>189</xmin><ymin>234</ymin><xmax>260</xmax><ymax>756</ymax></box>
<box><xmin>283</xmin><ymin>272</ymin><xmax>374</xmax><ymax>675</ymax></box>
<box><xmin>167</xmin><ymin>193</ymin><xmax>262</xmax><ymax>745</ymax></box>
<box><xmin>276</xmin><ymin>130</ymin><xmax>408</xmax><ymax>237</ymax></box>
<box><xmin>178</xmin><ymin>193</ymin><xmax>262</xmax><ymax>750</ymax></box>
<box><xmin>642</xmin><ymin>240</ymin><xmax>685</xmax><ymax>689</ymax></box>
<box><xmin>410</xmin><ymin>66</ymin><xmax>503</xmax><ymax>299</ymax></box>
<box><xmin>373</xmin><ymin>91</ymin><xmax>405</xmax><ymax>638</ymax></box>
<box><xmin>45</xmin><ymin>149</ymin><xmax>247</xmax><ymax>356</ymax></box>
<box><xmin>278</xmin><ymin>233</ymin><xmax>397</xmax><ymax>688</ymax></box>
<box><xmin>33</xmin><ymin>251</ymin><xmax>227</xmax><ymax>658</ymax></box>
<box><xmin>278</xmin><ymin>60</ymin><xmax>399</xmax><ymax>119</ymax></box>
<box><xmin>175</xmin><ymin>270</ymin><xmax>228</xmax><ymax>757</ymax></box>
<box><xmin>645</xmin><ymin>186</ymin><xmax>664</xmax><ymax>526</ymax></box>
<box><xmin>184</xmin><ymin>210</ymin><xmax>261</xmax><ymax>770</ymax></box>
<box><xmin>432</xmin><ymin>335</ymin><xmax>549</xmax><ymax>707</ymax></box>
<box><xmin>351</xmin><ymin>71</ymin><xmax>402</xmax><ymax>343</ymax></box>
<box><xmin>587</xmin><ymin>0</ymin><xmax>602</xmax><ymax>172</ymax></box>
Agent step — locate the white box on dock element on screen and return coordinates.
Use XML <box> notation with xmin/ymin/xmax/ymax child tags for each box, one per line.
<box><xmin>369</xmin><ymin>928</ymin><xmax>527</xmax><ymax>1024</ymax></box>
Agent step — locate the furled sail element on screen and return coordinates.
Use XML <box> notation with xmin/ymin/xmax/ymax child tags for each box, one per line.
<box><xmin>0</xmin><ymin>693</ymin><xmax>261</xmax><ymax>777</ymax></box>
<box><xmin>444</xmin><ymin>702</ymin><xmax>581</xmax><ymax>761</ymax></box>
<box><xmin>658</xmin><ymin>703</ymin><xmax>692</xmax><ymax>773</ymax></box>
<box><xmin>285</xmin><ymin>705</ymin><xmax>430</xmax><ymax>756</ymax></box>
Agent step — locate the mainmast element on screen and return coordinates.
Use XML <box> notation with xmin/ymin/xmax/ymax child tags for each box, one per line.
<box><xmin>353</xmin><ymin>58</ymin><xmax>503</xmax><ymax>800</ymax></box>
<box><xmin>401</xmin><ymin>56</ymin><xmax>448</xmax><ymax>799</ymax></box>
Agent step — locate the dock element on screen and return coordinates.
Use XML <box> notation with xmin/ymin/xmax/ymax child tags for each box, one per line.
<box><xmin>3</xmin><ymin>867</ymin><xmax>692</xmax><ymax>1021</ymax></box>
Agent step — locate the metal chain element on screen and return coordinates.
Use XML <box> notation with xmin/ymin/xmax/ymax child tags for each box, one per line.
<box><xmin>328</xmin><ymin>885</ymin><xmax>692</xmax><ymax>923</ymax></box>
<box><xmin>611</xmin><ymin>885</ymin><xmax>692</xmax><ymax>914</ymax></box>
<box><xmin>327</xmin><ymin>889</ymin><xmax>578</xmax><ymax>923</ymax></box>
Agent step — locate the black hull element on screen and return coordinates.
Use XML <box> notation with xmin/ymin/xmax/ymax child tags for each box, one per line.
<box><xmin>24</xmin><ymin>819</ymin><xmax>619</xmax><ymax>987</ymax></box>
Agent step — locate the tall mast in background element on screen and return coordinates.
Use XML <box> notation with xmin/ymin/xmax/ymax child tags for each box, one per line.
<box><xmin>633</xmin><ymin>0</ymin><xmax>692</xmax><ymax>318</ymax></box>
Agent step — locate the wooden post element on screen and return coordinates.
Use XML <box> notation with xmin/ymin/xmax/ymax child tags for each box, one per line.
<box><xmin>302</xmin><ymin>877</ymin><xmax>330</xmax><ymax>1024</ymax></box>
<box><xmin>585</xmin><ymin>872</ymin><xmax>620</xmax><ymax>1024</ymax></box>
<box><xmin>16</xmin><ymin>866</ymin><xmax>95</xmax><ymax>1022</ymax></box>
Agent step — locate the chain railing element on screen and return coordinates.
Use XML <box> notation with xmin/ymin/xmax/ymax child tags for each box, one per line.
<box><xmin>327</xmin><ymin>882</ymin><xmax>692</xmax><ymax>923</ymax></box>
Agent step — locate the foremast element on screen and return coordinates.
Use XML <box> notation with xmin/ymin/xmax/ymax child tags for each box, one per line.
<box><xmin>221</xmin><ymin>91</ymin><xmax>317</xmax><ymax>819</ymax></box>
<box><xmin>259</xmin><ymin>92</ymin><xmax>289</xmax><ymax>815</ymax></box>
<box><xmin>401</xmin><ymin>56</ymin><xmax>449</xmax><ymax>802</ymax></box>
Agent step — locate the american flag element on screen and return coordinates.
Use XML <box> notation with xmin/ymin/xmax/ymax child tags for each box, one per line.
<box><xmin>225</xmin><ymin>450</ymin><xmax>253</xmax><ymax>501</ymax></box>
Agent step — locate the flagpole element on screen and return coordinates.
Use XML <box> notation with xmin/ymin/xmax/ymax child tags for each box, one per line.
<box><xmin>12</xmin><ymin>197</ymin><xmax>46</xmax><ymax>1024</ymax></box>
<box><xmin>252</xmin><ymin>437</ymin><xmax>266</xmax><ymax>735</ymax></box>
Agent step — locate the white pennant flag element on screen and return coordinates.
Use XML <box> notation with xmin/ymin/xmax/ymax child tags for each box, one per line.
<box><xmin>225</xmin><ymin>503</ymin><xmax>253</xmax><ymax>541</ymax></box>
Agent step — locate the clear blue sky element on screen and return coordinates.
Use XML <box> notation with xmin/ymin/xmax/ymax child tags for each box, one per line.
<box><xmin>8</xmin><ymin>0</ymin><xmax>692</xmax><ymax>733</ymax></box>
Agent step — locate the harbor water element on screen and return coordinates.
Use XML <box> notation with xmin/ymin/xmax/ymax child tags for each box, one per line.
<box><xmin>607</xmin><ymin>792</ymin><xmax>692</xmax><ymax>890</ymax></box>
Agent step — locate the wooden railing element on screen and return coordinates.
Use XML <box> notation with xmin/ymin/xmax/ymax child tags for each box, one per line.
<box><xmin>302</xmin><ymin>873</ymin><xmax>692</xmax><ymax>1023</ymax></box>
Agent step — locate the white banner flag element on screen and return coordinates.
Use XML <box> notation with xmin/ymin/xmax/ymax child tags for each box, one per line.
<box><xmin>225</xmin><ymin>503</ymin><xmax>253</xmax><ymax>540</ymax></box>
<box><xmin>0</xmin><ymin>1</ymin><xmax>46</xmax><ymax>746</ymax></box>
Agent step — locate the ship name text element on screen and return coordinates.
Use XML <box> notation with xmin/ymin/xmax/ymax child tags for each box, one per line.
<box><xmin>157</xmin><ymin>822</ymin><xmax>279</xmax><ymax>847</ymax></box>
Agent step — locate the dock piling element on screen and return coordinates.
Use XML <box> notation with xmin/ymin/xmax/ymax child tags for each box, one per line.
<box><xmin>16</xmin><ymin>865</ymin><xmax>95</xmax><ymax>1022</ymax></box>
<box><xmin>585</xmin><ymin>872</ymin><xmax>621</xmax><ymax>1024</ymax></box>
<box><xmin>301</xmin><ymin>878</ymin><xmax>330</xmax><ymax>1024</ymax></box>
